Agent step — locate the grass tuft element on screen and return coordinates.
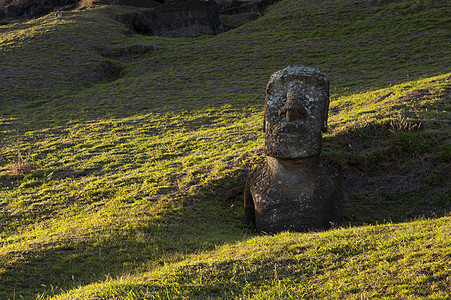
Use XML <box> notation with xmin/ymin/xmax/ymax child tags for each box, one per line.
<box><xmin>9</xmin><ymin>151</ymin><xmax>33</xmax><ymax>177</ymax></box>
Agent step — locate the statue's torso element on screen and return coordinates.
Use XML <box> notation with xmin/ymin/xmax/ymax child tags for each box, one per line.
<box><xmin>247</xmin><ymin>157</ymin><xmax>342</xmax><ymax>232</ymax></box>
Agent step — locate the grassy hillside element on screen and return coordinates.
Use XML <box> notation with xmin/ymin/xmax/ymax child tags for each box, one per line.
<box><xmin>0</xmin><ymin>0</ymin><xmax>450</xmax><ymax>298</ymax></box>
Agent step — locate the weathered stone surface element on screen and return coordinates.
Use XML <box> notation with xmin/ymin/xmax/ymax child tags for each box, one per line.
<box><xmin>134</xmin><ymin>0</ymin><xmax>224</xmax><ymax>37</ymax></box>
<box><xmin>245</xmin><ymin>156</ymin><xmax>343</xmax><ymax>232</ymax></box>
<box><xmin>0</xmin><ymin>0</ymin><xmax>78</xmax><ymax>20</ymax></box>
<box><xmin>264</xmin><ymin>66</ymin><xmax>330</xmax><ymax>159</ymax></box>
<box><xmin>244</xmin><ymin>66</ymin><xmax>343</xmax><ymax>233</ymax></box>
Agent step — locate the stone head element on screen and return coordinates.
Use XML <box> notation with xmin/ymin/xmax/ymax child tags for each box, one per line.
<box><xmin>264</xmin><ymin>66</ymin><xmax>330</xmax><ymax>159</ymax></box>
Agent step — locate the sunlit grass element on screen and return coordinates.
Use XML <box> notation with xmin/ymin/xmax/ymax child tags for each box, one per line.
<box><xmin>51</xmin><ymin>217</ymin><xmax>451</xmax><ymax>299</ymax></box>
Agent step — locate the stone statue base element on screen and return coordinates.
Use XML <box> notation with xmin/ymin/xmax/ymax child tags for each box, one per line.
<box><xmin>245</xmin><ymin>155</ymin><xmax>343</xmax><ymax>233</ymax></box>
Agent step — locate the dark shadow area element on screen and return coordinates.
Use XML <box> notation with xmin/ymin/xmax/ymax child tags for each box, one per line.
<box><xmin>0</xmin><ymin>0</ymin><xmax>79</xmax><ymax>20</ymax></box>
<box><xmin>322</xmin><ymin>122</ymin><xmax>450</xmax><ymax>226</ymax></box>
<box><xmin>79</xmin><ymin>0</ymin><xmax>163</xmax><ymax>9</ymax></box>
<box><xmin>0</xmin><ymin>0</ymin><xmax>163</xmax><ymax>21</ymax></box>
<box><xmin>91</xmin><ymin>59</ymin><xmax>124</xmax><ymax>82</ymax></box>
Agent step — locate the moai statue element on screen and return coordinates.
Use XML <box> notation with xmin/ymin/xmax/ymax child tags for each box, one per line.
<box><xmin>244</xmin><ymin>66</ymin><xmax>343</xmax><ymax>233</ymax></box>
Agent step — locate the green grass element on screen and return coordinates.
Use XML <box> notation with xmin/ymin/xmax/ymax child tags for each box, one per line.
<box><xmin>51</xmin><ymin>218</ymin><xmax>451</xmax><ymax>299</ymax></box>
<box><xmin>0</xmin><ymin>0</ymin><xmax>450</xmax><ymax>298</ymax></box>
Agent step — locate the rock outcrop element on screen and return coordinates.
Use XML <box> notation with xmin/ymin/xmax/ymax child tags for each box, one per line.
<box><xmin>134</xmin><ymin>0</ymin><xmax>224</xmax><ymax>37</ymax></box>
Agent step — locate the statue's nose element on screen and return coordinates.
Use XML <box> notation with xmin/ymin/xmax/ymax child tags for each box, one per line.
<box><xmin>278</xmin><ymin>93</ymin><xmax>307</xmax><ymax>121</ymax></box>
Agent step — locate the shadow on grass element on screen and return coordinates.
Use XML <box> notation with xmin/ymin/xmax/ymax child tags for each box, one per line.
<box><xmin>322</xmin><ymin>122</ymin><xmax>451</xmax><ymax>226</ymax></box>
